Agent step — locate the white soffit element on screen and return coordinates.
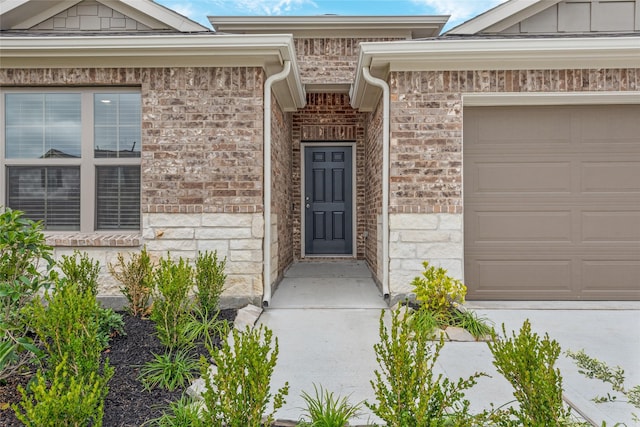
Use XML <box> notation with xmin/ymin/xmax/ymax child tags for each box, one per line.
<box><xmin>0</xmin><ymin>34</ymin><xmax>306</xmax><ymax>110</ymax></box>
<box><xmin>210</xmin><ymin>15</ymin><xmax>449</xmax><ymax>39</ymax></box>
<box><xmin>446</xmin><ymin>0</ymin><xmax>561</xmax><ymax>35</ymax></box>
<box><xmin>351</xmin><ymin>37</ymin><xmax>640</xmax><ymax>110</ymax></box>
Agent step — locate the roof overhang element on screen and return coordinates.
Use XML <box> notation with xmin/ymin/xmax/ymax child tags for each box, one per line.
<box><xmin>351</xmin><ymin>36</ymin><xmax>640</xmax><ymax>111</ymax></box>
<box><xmin>210</xmin><ymin>15</ymin><xmax>449</xmax><ymax>39</ymax></box>
<box><xmin>0</xmin><ymin>34</ymin><xmax>306</xmax><ymax>111</ymax></box>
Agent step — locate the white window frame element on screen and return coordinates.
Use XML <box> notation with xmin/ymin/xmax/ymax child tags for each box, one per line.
<box><xmin>0</xmin><ymin>87</ymin><xmax>142</xmax><ymax>233</ymax></box>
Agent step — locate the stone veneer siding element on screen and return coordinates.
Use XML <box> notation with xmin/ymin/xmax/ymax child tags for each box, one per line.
<box><xmin>0</xmin><ymin>67</ymin><xmax>267</xmax><ymax>306</ymax></box>
<box><xmin>292</xmin><ymin>93</ymin><xmax>367</xmax><ymax>259</ymax></box>
<box><xmin>387</xmin><ymin>68</ymin><xmax>640</xmax><ymax>297</ymax></box>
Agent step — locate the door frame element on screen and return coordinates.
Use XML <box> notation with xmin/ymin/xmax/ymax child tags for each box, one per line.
<box><xmin>300</xmin><ymin>142</ymin><xmax>357</xmax><ymax>258</ymax></box>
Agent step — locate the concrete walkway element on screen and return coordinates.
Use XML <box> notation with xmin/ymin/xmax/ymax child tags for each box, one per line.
<box><xmin>258</xmin><ymin>261</ymin><xmax>640</xmax><ymax>426</ymax></box>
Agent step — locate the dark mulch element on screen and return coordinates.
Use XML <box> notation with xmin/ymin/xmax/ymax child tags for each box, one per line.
<box><xmin>0</xmin><ymin>309</ymin><xmax>236</xmax><ymax>427</ymax></box>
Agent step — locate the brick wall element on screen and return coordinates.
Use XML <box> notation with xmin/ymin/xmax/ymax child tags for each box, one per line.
<box><xmin>294</xmin><ymin>37</ymin><xmax>402</xmax><ymax>84</ymax></box>
<box><xmin>270</xmin><ymin>93</ymin><xmax>294</xmax><ymax>281</ymax></box>
<box><xmin>292</xmin><ymin>93</ymin><xmax>367</xmax><ymax>259</ymax></box>
<box><xmin>386</xmin><ymin>67</ymin><xmax>640</xmax><ymax>298</ymax></box>
<box><xmin>1</xmin><ymin>67</ymin><xmax>267</xmax><ymax>305</ymax></box>
<box><xmin>364</xmin><ymin>101</ymin><xmax>384</xmax><ymax>280</ymax></box>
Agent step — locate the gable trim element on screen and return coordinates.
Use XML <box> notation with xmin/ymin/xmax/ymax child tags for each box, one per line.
<box><xmin>446</xmin><ymin>0</ymin><xmax>561</xmax><ymax>35</ymax></box>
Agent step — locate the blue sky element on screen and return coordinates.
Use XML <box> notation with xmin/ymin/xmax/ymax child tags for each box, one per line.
<box><xmin>155</xmin><ymin>0</ymin><xmax>508</xmax><ymax>31</ymax></box>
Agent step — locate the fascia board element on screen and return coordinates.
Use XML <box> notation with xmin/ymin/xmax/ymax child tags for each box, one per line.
<box><xmin>0</xmin><ymin>33</ymin><xmax>306</xmax><ymax>109</ymax></box>
<box><xmin>446</xmin><ymin>0</ymin><xmax>545</xmax><ymax>35</ymax></box>
<box><xmin>351</xmin><ymin>37</ymin><xmax>640</xmax><ymax>110</ymax></box>
<box><xmin>211</xmin><ymin>15</ymin><xmax>448</xmax><ymax>38</ymax></box>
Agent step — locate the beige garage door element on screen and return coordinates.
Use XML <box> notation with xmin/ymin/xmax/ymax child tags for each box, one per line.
<box><xmin>464</xmin><ymin>105</ymin><xmax>640</xmax><ymax>300</ymax></box>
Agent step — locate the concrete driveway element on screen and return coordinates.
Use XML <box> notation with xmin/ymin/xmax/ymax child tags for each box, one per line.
<box><xmin>259</xmin><ymin>262</ymin><xmax>640</xmax><ymax>426</ymax></box>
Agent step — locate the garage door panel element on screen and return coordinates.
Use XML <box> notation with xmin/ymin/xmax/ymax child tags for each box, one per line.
<box><xmin>582</xmin><ymin>211</ymin><xmax>640</xmax><ymax>241</ymax></box>
<box><xmin>474</xmin><ymin>162</ymin><xmax>571</xmax><ymax>193</ymax></box>
<box><xmin>474</xmin><ymin>211</ymin><xmax>572</xmax><ymax>242</ymax></box>
<box><xmin>470</xmin><ymin>108</ymin><xmax>572</xmax><ymax>146</ymax></box>
<box><xmin>464</xmin><ymin>104</ymin><xmax>640</xmax><ymax>300</ymax></box>
<box><xmin>582</xmin><ymin>261</ymin><xmax>640</xmax><ymax>293</ymax></box>
<box><xmin>581</xmin><ymin>162</ymin><xmax>640</xmax><ymax>192</ymax></box>
<box><xmin>474</xmin><ymin>260</ymin><xmax>572</xmax><ymax>292</ymax></box>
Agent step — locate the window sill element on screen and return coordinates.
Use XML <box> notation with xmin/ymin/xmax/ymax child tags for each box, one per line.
<box><xmin>45</xmin><ymin>232</ymin><xmax>141</xmax><ymax>248</ymax></box>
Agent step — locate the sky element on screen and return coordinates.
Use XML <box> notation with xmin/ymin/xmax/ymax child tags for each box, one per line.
<box><xmin>155</xmin><ymin>0</ymin><xmax>509</xmax><ymax>31</ymax></box>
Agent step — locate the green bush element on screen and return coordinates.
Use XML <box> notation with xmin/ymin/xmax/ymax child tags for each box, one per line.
<box><xmin>109</xmin><ymin>246</ymin><xmax>154</xmax><ymax>317</ymax></box>
<box><xmin>200</xmin><ymin>324</ymin><xmax>289</xmax><ymax>427</ymax></box>
<box><xmin>151</xmin><ymin>255</ymin><xmax>194</xmax><ymax>350</ymax></box>
<box><xmin>299</xmin><ymin>383</ymin><xmax>362</xmax><ymax>427</ymax></box>
<box><xmin>96</xmin><ymin>307</ymin><xmax>125</xmax><ymax>348</ymax></box>
<box><xmin>195</xmin><ymin>250</ymin><xmax>226</xmax><ymax>314</ymax></box>
<box><xmin>411</xmin><ymin>261</ymin><xmax>466</xmax><ymax>317</ymax></box>
<box><xmin>0</xmin><ymin>208</ymin><xmax>54</xmax><ymax>379</ymax></box>
<box><xmin>13</xmin><ymin>354</ymin><xmax>113</xmax><ymax>427</ymax></box>
<box><xmin>59</xmin><ymin>250</ymin><xmax>101</xmax><ymax>296</ymax></box>
<box><xmin>488</xmin><ymin>319</ymin><xmax>571</xmax><ymax>425</ymax></box>
<box><xmin>367</xmin><ymin>309</ymin><xmax>484</xmax><ymax>426</ymax></box>
<box><xmin>30</xmin><ymin>281</ymin><xmax>105</xmax><ymax>378</ymax></box>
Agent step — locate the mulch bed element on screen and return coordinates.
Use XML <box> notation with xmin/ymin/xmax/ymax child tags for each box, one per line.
<box><xmin>0</xmin><ymin>309</ymin><xmax>236</xmax><ymax>427</ymax></box>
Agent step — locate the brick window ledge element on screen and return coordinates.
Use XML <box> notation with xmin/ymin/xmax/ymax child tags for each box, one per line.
<box><xmin>45</xmin><ymin>233</ymin><xmax>141</xmax><ymax>248</ymax></box>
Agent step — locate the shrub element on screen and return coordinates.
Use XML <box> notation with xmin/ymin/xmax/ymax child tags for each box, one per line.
<box><xmin>30</xmin><ymin>280</ymin><xmax>104</xmax><ymax>378</ymax></box>
<box><xmin>200</xmin><ymin>324</ymin><xmax>289</xmax><ymax>427</ymax></box>
<box><xmin>411</xmin><ymin>261</ymin><xmax>466</xmax><ymax>317</ymax></box>
<box><xmin>13</xmin><ymin>354</ymin><xmax>113</xmax><ymax>427</ymax></box>
<box><xmin>151</xmin><ymin>255</ymin><xmax>194</xmax><ymax>350</ymax></box>
<box><xmin>488</xmin><ymin>319</ymin><xmax>571</xmax><ymax>425</ymax></box>
<box><xmin>300</xmin><ymin>383</ymin><xmax>362</xmax><ymax>427</ymax></box>
<box><xmin>139</xmin><ymin>348</ymin><xmax>199</xmax><ymax>392</ymax></box>
<box><xmin>109</xmin><ymin>246</ymin><xmax>154</xmax><ymax>317</ymax></box>
<box><xmin>0</xmin><ymin>208</ymin><xmax>54</xmax><ymax>379</ymax></box>
<box><xmin>367</xmin><ymin>309</ymin><xmax>484</xmax><ymax>426</ymax></box>
<box><xmin>195</xmin><ymin>250</ymin><xmax>226</xmax><ymax>314</ymax></box>
<box><xmin>96</xmin><ymin>307</ymin><xmax>126</xmax><ymax>348</ymax></box>
<box><xmin>59</xmin><ymin>250</ymin><xmax>100</xmax><ymax>296</ymax></box>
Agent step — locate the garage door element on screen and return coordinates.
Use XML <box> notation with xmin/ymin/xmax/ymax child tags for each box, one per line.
<box><xmin>464</xmin><ymin>105</ymin><xmax>640</xmax><ymax>300</ymax></box>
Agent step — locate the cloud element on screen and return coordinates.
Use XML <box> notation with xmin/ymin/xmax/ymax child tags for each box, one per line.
<box><xmin>204</xmin><ymin>0</ymin><xmax>317</xmax><ymax>15</ymax></box>
<box><xmin>414</xmin><ymin>0</ymin><xmax>508</xmax><ymax>24</ymax></box>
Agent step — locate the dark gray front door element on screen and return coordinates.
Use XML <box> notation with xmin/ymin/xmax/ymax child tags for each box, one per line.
<box><xmin>304</xmin><ymin>146</ymin><xmax>353</xmax><ymax>255</ymax></box>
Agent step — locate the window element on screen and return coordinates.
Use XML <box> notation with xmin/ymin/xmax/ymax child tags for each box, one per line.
<box><xmin>2</xmin><ymin>89</ymin><xmax>141</xmax><ymax>231</ymax></box>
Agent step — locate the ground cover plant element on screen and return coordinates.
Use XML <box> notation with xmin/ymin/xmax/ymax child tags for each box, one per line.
<box><xmin>299</xmin><ymin>384</ymin><xmax>362</xmax><ymax>427</ymax></box>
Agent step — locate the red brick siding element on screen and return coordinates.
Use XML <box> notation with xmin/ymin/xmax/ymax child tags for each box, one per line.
<box><xmin>271</xmin><ymin>93</ymin><xmax>294</xmax><ymax>279</ymax></box>
<box><xmin>364</xmin><ymin>100</ymin><xmax>384</xmax><ymax>276</ymax></box>
<box><xmin>0</xmin><ymin>67</ymin><xmax>265</xmax><ymax>214</ymax></box>
<box><xmin>389</xmin><ymin>68</ymin><xmax>640</xmax><ymax>214</ymax></box>
<box><xmin>294</xmin><ymin>37</ymin><xmax>402</xmax><ymax>84</ymax></box>
<box><xmin>292</xmin><ymin>93</ymin><xmax>367</xmax><ymax>259</ymax></box>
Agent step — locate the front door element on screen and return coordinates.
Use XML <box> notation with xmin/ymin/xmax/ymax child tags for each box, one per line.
<box><xmin>304</xmin><ymin>146</ymin><xmax>353</xmax><ymax>255</ymax></box>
